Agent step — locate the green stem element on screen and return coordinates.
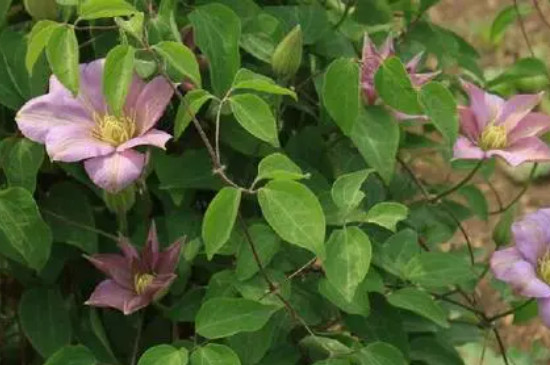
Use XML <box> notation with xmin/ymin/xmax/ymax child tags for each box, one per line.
<box><xmin>130</xmin><ymin>312</ymin><xmax>144</xmax><ymax>365</ymax></box>
<box><xmin>117</xmin><ymin>210</ymin><xmax>128</xmax><ymax>236</ymax></box>
<box><xmin>490</xmin><ymin>162</ymin><xmax>538</xmax><ymax>215</ymax></box>
<box><xmin>430</xmin><ymin>160</ymin><xmax>483</xmax><ymax>203</ymax></box>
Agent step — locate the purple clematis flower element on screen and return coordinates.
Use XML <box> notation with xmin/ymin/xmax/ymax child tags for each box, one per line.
<box><xmin>15</xmin><ymin>59</ymin><xmax>174</xmax><ymax>193</ymax></box>
<box><xmin>491</xmin><ymin>209</ymin><xmax>550</xmax><ymax>327</ymax></box>
<box><xmin>360</xmin><ymin>33</ymin><xmax>439</xmax><ymax>109</ymax></box>
<box><xmin>453</xmin><ymin>82</ymin><xmax>550</xmax><ymax>166</ymax></box>
<box><xmin>85</xmin><ymin>222</ymin><xmax>182</xmax><ymax>315</ymax></box>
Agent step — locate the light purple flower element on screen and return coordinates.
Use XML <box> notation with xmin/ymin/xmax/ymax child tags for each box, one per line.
<box><xmin>85</xmin><ymin>222</ymin><xmax>182</xmax><ymax>315</ymax></box>
<box><xmin>360</xmin><ymin>33</ymin><xmax>439</xmax><ymax>108</ymax></box>
<box><xmin>15</xmin><ymin>59</ymin><xmax>174</xmax><ymax>193</ymax></box>
<box><xmin>453</xmin><ymin>82</ymin><xmax>550</xmax><ymax>166</ymax></box>
<box><xmin>491</xmin><ymin>209</ymin><xmax>550</xmax><ymax>327</ymax></box>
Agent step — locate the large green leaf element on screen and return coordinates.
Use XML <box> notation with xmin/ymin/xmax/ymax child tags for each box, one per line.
<box><xmin>387</xmin><ymin>288</ymin><xmax>449</xmax><ymax>328</ymax></box>
<box><xmin>322</xmin><ymin>58</ymin><xmax>360</xmax><ymax>135</ymax></box>
<box><xmin>26</xmin><ymin>20</ymin><xmax>59</xmax><ymax>73</ymax></box>
<box><xmin>174</xmin><ymin>89</ymin><xmax>213</xmax><ymax>138</ymax></box>
<box><xmin>375</xmin><ymin>57</ymin><xmax>422</xmax><ymax>115</ymax></box>
<box><xmin>257</xmin><ymin>152</ymin><xmax>306</xmax><ymax>181</ymax></box>
<box><xmin>19</xmin><ymin>287</ymin><xmax>72</xmax><ymax>357</ymax></box>
<box><xmin>258</xmin><ymin>180</ymin><xmax>326</xmax><ymax>258</ymax></box>
<box><xmin>78</xmin><ymin>0</ymin><xmax>138</xmax><ymax>20</ymax></box>
<box><xmin>318</xmin><ymin>278</ymin><xmax>370</xmax><ymax>317</ymax></box>
<box><xmin>190</xmin><ymin>344</ymin><xmax>240</xmax><ymax>365</ymax></box>
<box><xmin>365</xmin><ymin>202</ymin><xmax>409</xmax><ymax>232</ymax></box>
<box><xmin>324</xmin><ymin>227</ymin><xmax>372</xmax><ymax>301</ymax></box>
<box><xmin>331</xmin><ymin>169</ymin><xmax>372</xmax><ymax>213</ymax></box>
<box><xmin>46</xmin><ymin>26</ymin><xmax>79</xmax><ymax>95</ymax></box>
<box><xmin>195</xmin><ymin>297</ymin><xmax>279</xmax><ymax>339</ymax></box>
<box><xmin>404</xmin><ymin>252</ymin><xmax>477</xmax><ymax>288</ymax></box>
<box><xmin>350</xmin><ymin>107</ymin><xmax>399</xmax><ymax>184</ymax></box>
<box><xmin>202</xmin><ymin>187</ymin><xmax>242</xmax><ymax>260</ymax></box>
<box><xmin>353</xmin><ymin>342</ymin><xmax>407</xmax><ymax>365</ymax></box>
<box><xmin>0</xmin><ymin>188</ymin><xmax>52</xmax><ymax>270</ymax></box>
<box><xmin>103</xmin><ymin>44</ymin><xmax>135</xmax><ymax>115</ymax></box>
<box><xmin>418</xmin><ymin>82</ymin><xmax>457</xmax><ymax>145</ymax></box>
<box><xmin>1</xmin><ymin>138</ymin><xmax>44</xmax><ymax>193</ymax></box>
<box><xmin>377</xmin><ymin>228</ymin><xmax>422</xmax><ymax>279</ymax></box>
<box><xmin>44</xmin><ymin>345</ymin><xmax>96</xmax><ymax>365</ymax></box>
<box><xmin>490</xmin><ymin>4</ymin><xmax>531</xmax><ymax>44</ymax></box>
<box><xmin>235</xmin><ymin>223</ymin><xmax>281</xmax><ymax>281</ymax></box>
<box><xmin>232</xmin><ymin>68</ymin><xmax>296</xmax><ymax>99</ymax></box>
<box><xmin>154</xmin><ymin>41</ymin><xmax>201</xmax><ymax>87</ymax></box>
<box><xmin>138</xmin><ymin>345</ymin><xmax>188</xmax><ymax>365</ymax></box>
<box><xmin>229</xmin><ymin>93</ymin><xmax>280</xmax><ymax>147</ymax></box>
<box><xmin>189</xmin><ymin>3</ymin><xmax>241</xmax><ymax>96</ymax></box>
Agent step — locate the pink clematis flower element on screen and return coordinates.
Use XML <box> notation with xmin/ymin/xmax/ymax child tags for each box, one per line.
<box><xmin>360</xmin><ymin>33</ymin><xmax>439</xmax><ymax>111</ymax></box>
<box><xmin>491</xmin><ymin>209</ymin><xmax>550</xmax><ymax>327</ymax></box>
<box><xmin>15</xmin><ymin>59</ymin><xmax>174</xmax><ymax>193</ymax></box>
<box><xmin>453</xmin><ymin>82</ymin><xmax>550</xmax><ymax>166</ymax></box>
<box><xmin>85</xmin><ymin>222</ymin><xmax>182</xmax><ymax>315</ymax></box>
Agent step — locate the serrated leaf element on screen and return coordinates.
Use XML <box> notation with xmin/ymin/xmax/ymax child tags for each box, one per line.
<box><xmin>419</xmin><ymin>82</ymin><xmax>458</xmax><ymax>145</ymax></box>
<box><xmin>230</xmin><ymin>93</ymin><xmax>280</xmax><ymax>147</ymax></box>
<box><xmin>190</xmin><ymin>344</ymin><xmax>240</xmax><ymax>365</ymax></box>
<box><xmin>103</xmin><ymin>44</ymin><xmax>135</xmax><ymax>115</ymax></box>
<box><xmin>202</xmin><ymin>187</ymin><xmax>242</xmax><ymax>260</ymax></box>
<box><xmin>46</xmin><ymin>26</ymin><xmax>79</xmax><ymax>95</ymax></box>
<box><xmin>154</xmin><ymin>41</ymin><xmax>201</xmax><ymax>87</ymax></box>
<box><xmin>375</xmin><ymin>57</ymin><xmax>423</xmax><ymax>115</ymax></box>
<box><xmin>78</xmin><ymin>0</ymin><xmax>138</xmax><ymax>20</ymax></box>
<box><xmin>365</xmin><ymin>202</ymin><xmax>409</xmax><ymax>232</ymax></box>
<box><xmin>258</xmin><ymin>180</ymin><xmax>326</xmax><ymax>258</ymax></box>
<box><xmin>257</xmin><ymin>152</ymin><xmax>306</xmax><ymax>181</ymax></box>
<box><xmin>387</xmin><ymin>288</ymin><xmax>449</xmax><ymax>328</ymax></box>
<box><xmin>44</xmin><ymin>345</ymin><xmax>96</xmax><ymax>365</ymax></box>
<box><xmin>195</xmin><ymin>297</ymin><xmax>279</xmax><ymax>339</ymax></box>
<box><xmin>174</xmin><ymin>89</ymin><xmax>213</xmax><ymax>138</ymax></box>
<box><xmin>138</xmin><ymin>345</ymin><xmax>188</xmax><ymax>365</ymax></box>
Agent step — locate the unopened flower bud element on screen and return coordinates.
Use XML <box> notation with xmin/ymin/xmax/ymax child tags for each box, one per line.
<box><xmin>271</xmin><ymin>25</ymin><xmax>303</xmax><ymax>79</ymax></box>
<box><xmin>104</xmin><ymin>185</ymin><xmax>136</xmax><ymax>215</ymax></box>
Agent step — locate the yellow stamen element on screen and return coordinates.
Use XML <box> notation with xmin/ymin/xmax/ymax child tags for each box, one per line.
<box><xmin>134</xmin><ymin>273</ymin><xmax>155</xmax><ymax>295</ymax></box>
<box><xmin>92</xmin><ymin>114</ymin><xmax>136</xmax><ymax>146</ymax></box>
<box><xmin>479</xmin><ymin>124</ymin><xmax>507</xmax><ymax>151</ymax></box>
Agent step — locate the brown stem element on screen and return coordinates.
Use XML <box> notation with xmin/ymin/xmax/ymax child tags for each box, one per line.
<box><xmin>513</xmin><ymin>0</ymin><xmax>535</xmax><ymax>56</ymax></box>
<box><xmin>493</xmin><ymin>327</ymin><xmax>510</xmax><ymax>365</ymax></box>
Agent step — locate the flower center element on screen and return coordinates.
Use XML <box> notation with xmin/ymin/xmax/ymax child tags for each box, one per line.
<box><xmin>134</xmin><ymin>273</ymin><xmax>155</xmax><ymax>295</ymax></box>
<box><xmin>92</xmin><ymin>114</ymin><xmax>136</xmax><ymax>146</ymax></box>
<box><xmin>479</xmin><ymin>124</ymin><xmax>507</xmax><ymax>151</ymax></box>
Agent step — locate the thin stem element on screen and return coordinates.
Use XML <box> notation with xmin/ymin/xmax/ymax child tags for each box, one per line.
<box><xmin>430</xmin><ymin>161</ymin><xmax>483</xmax><ymax>203</ymax></box>
<box><xmin>42</xmin><ymin>209</ymin><xmax>119</xmax><ymax>241</ymax></box>
<box><xmin>487</xmin><ymin>180</ymin><xmax>504</xmax><ymax>211</ymax></box>
<box><xmin>513</xmin><ymin>0</ymin><xmax>535</xmax><ymax>57</ymax></box>
<box><xmin>397</xmin><ymin>155</ymin><xmax>431</xmax><ymax>199</ymax></box>
<box><xmin>214</xmin><ymin>94</ymin><xmax>231</xmax><ymax>166</ymax></box>
<box><xmin>130</xmin><ymin>312</ymin><xmax>144</xmax><ymax>365</ymax></box>
<box><xmin>333</xmin><ymin>0</ymin><xmax>355</xmax><ymax>30</ymax></box>
<box><xmin>488</xmin><ymin>299</ymin><xmax>535</xmax><ymax>321</ymax></box>
<box><xmin>533</xmin><ymin>0</ymin><xmax>550</xmax><ymax>30</ymax></box>
<box><xmin>493</xmin><ymin>327</ymin><xmax>510</xmax><ymax>365</ymax></box>
<box><xmin>73</xmin><ymin>24</ymin><xmax>119</xmax><ymax>31</ymax></box>
<box><xmin>441</xmin><ymin>204</ymin><xmax>476</xmax><ymax>265</ymax></box>
<box><xmin>490</xmin><ymin>163</ymin><xmax>537</xmax><ymax>215</ymax></box>
<box><xmin>117</xmin><ymin>211</ymin><xmax>128</xmax><ymax>236</ymax></box>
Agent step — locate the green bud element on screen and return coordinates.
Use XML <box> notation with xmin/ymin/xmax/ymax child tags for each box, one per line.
<box><xmin>103</xmin><ymin>185</ymin><xmax>136</xmax><ymax>215</ymax></box>
<box><xmin>271</xmin><ymin>25</ymin><xmax>303</xmax><ymax>79</ymax></box>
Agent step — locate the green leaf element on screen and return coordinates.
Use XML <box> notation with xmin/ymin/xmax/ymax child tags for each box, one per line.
<box><xmin>26</xmin><ymin>20</ymin><xmax>59</xmax><ymax>73</ymax></box>
<box><xmin>115</xmin><ymin>12</ymin><xmax>144</xmax><ymax>41</ymax></box>
<box><xmin>493</xmin><ymin>205</ymin><xmax>516</xmax><ymax>247</ymax></box>
<box><xmin>354</xmin><ymin>342</ymin><xmax>407</xmax><ymax>365</ymax></box>
<box><xmin>351</xmin><ymin>107</ymin><xmax>399</xmax><ymax>184</ymax></box>
<box><xmin>318</xmin><ymin>278</ymin><xmax>370</xmax><ymax>316</ymax></box>
<box><xmin>355</xmin><ymin>0</ymin><xmax>392</xmax><ymax>25</ymax></box>
<box><xmin>377</xmin><ymin>229</ymin><xmax>422</xmax><ymax>279</ymax></box>
<box><xmin>324</xmin><ymin>226</ymin><xmax>372</xmax><ymax>301</ymax></box>
<box><xmin>232</xmin><ymin>68</ymin><xmax>296</xmax><ymax>99</ymax></box>
<box><xmin>418</xmin><ymin>82</ymin><xmax>457</xmax><ymax>145</ymax></box>
<box><xmin>190</xmin><ymin>344</ymin><xmax>240</xmax><ymax>365</ymax></box>
<box><xmin>488</xmin><ymin>57</ymin><xmax>548</xmax><ymax>88</ymax></box>
<box><xmin>314</xmin><ymin>359</ymin><xmax>350</xmax><ymax>365</ymax></box>
<box><xmin>375</xmin><ymin>57</ymin><xmax>423</xmax><ymax>115</ymax></box>
<box><xmin>490</xmin><ymin>4</ymin><xmax>531</xmax><ymax>44</ymax></box>
<box><xmin>174</xmin><ymin>89</ymin><xmax>213</xmax><ymax>138</ymax></box>
<box><xmin>404</xmin><ymin>252</ymin><xmax>477</xmax><ymax>288</ymax></box>
<box><xmin>0</xmin><ymin>187</ymin><xmax>52</xmax><ymax>270</ymax></box>
<box><xmin>103</xmin><ymin>44</ymin><xmax>135</xmax><ymax>115</ymax></box>
<box><xmin>78</xmin><ymin>0</ymin><xmax>138</xmax><ymax>20</ymax></box>
<box><xmin>154</xmin><ymin>41</ymin><xmax>201</xmax><ymax>87</ymax></box>
<box><xmin>331</xmin><ymin>169</ymin><xmax>372</xmax><ymax>213</ymax></box>
<box><xmin>409</xmin><ymin>336</ymin><xmax>463</xmax><ymax>365</ymax></box>
<box><xmin>459</xmin><ymin>185</ymin><xmax>488</xmax><ymax>220</ymax></box>
<box><xmin>46</xmin><ymin>26</ymin><xmax>79</xmax><ymax>95</ymax></box>
<box><xmin>322</xmin><ymin>58</ymin><xmax>360</xmax><ymax>135</ymax></box>
<box><xmin>19</xmin><ymin>287</ymin><xmax>71</xmax><ymax>357</ymax></box>
<box><xmin>229</xmin><ymin>93</ymin><xmax>280</xmax><ymax>147</ymax></box>
<box><xmin>138</xmin><ymin>345</ymin><xmax>188</xmax><ymax>365</ymax></box>
<box><xmin>236</xmin><ymin>223</ymin><xmax>280</xmax><ymax>281</ymax></box>
<box><xmin>1</xmin><ymin>138</ymin><xmax>44</xmax><ymax>193</ymax></box>
<box><xmin>195</xmin><ymin>297</ymin><xmax>279</xmax><ymax>339</ymax></box>
<box><xmin>365</xmin><ymin>202</ymin><xmax>409</xmax><ymax>232</ymax></box>
<box><xmin>202</xmin><ymin>187</ymin><xmax>242</xmax><ymax>260</ymax></box>
<box><xmin>257</xmin><ymin>152</ymin><xmax>306</xmax><ymax>181</ymax></box>
<box><xmin>41</xmin><ymin>182</ymin><xmax>98</xmax><ymax>254</ymax></box>
<box><xmin>258</xmin><ymin>180</ymin><xmax>326</xmax><ymax>258</ymax></box>
<box><xmin>189</xmin><ymin>3</ymin><xmax>241</xmax><ymax>96</ymax></box>
<box><xmin>387</xmin><ymin>288</ymin><xmax>449</xmax><ymax>328</ymax></box>
<box><xmin>44</xmin><ymin>345</ymin><xmax>96</xmax><ymax>365</ymax></box>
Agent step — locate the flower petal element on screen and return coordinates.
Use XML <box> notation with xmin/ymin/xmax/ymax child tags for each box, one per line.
<box><xmin>156</xmin><ymin>240</ymin><xmax>183</xmax><ymax>275</ymax></box>
<box><xmin>453</xmin><ymin>136</ymin><xmax>485</xmax><ymax>160</ymax></box>
<box><xmin>361</xmin><ymin>33</ymin><xmax>382</xmax><ymax>105</ymax></box>
<box><xmin>410</xmin><ymin>71</ymin><xmax>440</xmax><ymax>87</ymax></box>
<box><xmin>512</xmin><ymin>209</ymin><xmax>550</xmax><ymax>264</ymax></box>
<box><xmin>123</xmin><ymin>274</ymin><xmax>176</xmax><ymax>315</ymax></box>
<box><xmin>134</xmin><ymin>77</ymin><xmax>174</xmax><ymax>134</ymax></box>
<box><xmin>498</xmin><ymin>93</ymin><xmax>543</xmax><ymax>131</ymax></box>
<box><xmin>45</xmin><ymin>125</ymin><xmax>114</xmax><ymax>162</ymax></box>
<box><xmin>85</xmin><ymin>254</ymin><xmax>133</xmax><ymax>289</ymax></box>
<box><xmin>405</xmin><ymin>52</ymin><xmax>423</xmax><ymax>73</ymax></box>
<box><xmin>508</xmin><ymin>112</ymin><xmax>550</xmax><ymax>144</ymax></box>
<box><xmin>123</xmin><ymin>74</ymin><xmax>147</xmax><ymax>116</ymax></box>
<box><xmin>462</xmin><ymin>81</ymin><xmax>504</xmax><ymax>128</ymax></box>
<box><xmin>84</xmin><ymin>150</ymin><xmax>146</xmax><ymax>193</ymax></box>
<box><xmin>458</xmin><ymin>106</ymin><xmax>481</xmax><ymax>140</ymax></box>
<box><xmin>486</xmin><ymin>137</ymin><xmax>550</xmax><ymax>167</ymax></box>
<box><xmin>142</xmin><ymin>221</ymin><xmax>160</xmax><ymax>272</ymax></box>
<box><xmin>79</xmin><ymin>59</ymin><xmax>108</xmax><ymax>114</ymax></box>
<box><xmin>538</xmin><ymin>297</ymin><xmax>550</xmax><ymax>328</ymax></box>
<box><xmin>116</xmin><ymin>129</ymin><xmax>172</xmax><ymax>152</ymax></box>
<box><xmin>379</xmin><ymin>35</ymin><xmax>394</xmax><ymax>59</ymax></box>
<box><xmin>85</xmin><ymin>279</ymin><xmax>137</xmax><ymax>313</ymax></box>
<box><xmin>490</xmin><ymin>247</ymin><xmax>550</xmax><ymax>298</ymax></box>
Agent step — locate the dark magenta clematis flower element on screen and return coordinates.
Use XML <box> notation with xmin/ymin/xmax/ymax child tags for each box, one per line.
<box><xmin>360</xmin><ymin>33</ymin><xmax>438</xmax><ymax>108</ymax></box>
<box><xmin>453</xmin><ymin>82</ymin><xmax>550</xmax><ymax>166</ymax></box>
<box><xmin>491</xmin><ymin>209</ymin><xmax>550</xmax><ymax>327</ymax></box>
<box><xmin>15</xmin><ymin>60</ymin><xmax>174</xmax><ymax>193</ymax></box>
<box><xmin>85</xmin><ymin>222</ymin><xmax>182</xmax><ymax>315</ymax></box>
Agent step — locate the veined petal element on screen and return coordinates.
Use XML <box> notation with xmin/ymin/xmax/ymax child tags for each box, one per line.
<box><xmin>45</xmin><ymin>125</ymin><xmax>115</xmax><ymax>162</ymax></box>
<box><xmin>462</xmin><ymin>81</ymin><xmax>504</xmax><ymax>129</ymax></box>
<box><xmin>116</xmin><ymin>129</ymin><xmax>172</xmax><ymax>152</ymax></box>
<box><xmin>379</xmin><ymin>35</ymin><xmax>394</xmax><ymax>59</ymax></box>
<box><xmin>134</xmin><ymin>77</ymin><xmax>174</xmax><ymax>134</ymax></box>
<box><xmin>123</xmin><ymin>74</ymin><xmax>147</xmax><ymax>117</ymax></box>
<box><xmin>142</xmin><ymin>221</ymin><xmax>160</xmax><ymax>272</ymax></box>
<box><xmin>487</xmin><ymin>137</ymin><xmax>550</xmax><ymax>167</ymax></box>
<box><xmin>85</xmin><ymin>279</ymin><xmax>137</xmax><ymax>313</ymax></box>
<box><xmin>156</xmin><ymin>240</ymin><xmax>183</xmax><ymax>275</ymax></box>
<box><xmin>84</xmin><ymin>150</ymin><xmax>146</xmax><ymax>193</ymax></box>
<box><xmin>508</xmin><ymin>112</ymin><xmax>550</xmax><ymax>144</ymax></box>
<box><xmin>498</xmin><ymin>93</ymin><xmax>543</xmax><ymax>131</ymax></box>
<box><xmin>453</xmin><ymin>136</ymin><xmax>485</xmax><ymax>160</ymax></box>
<box><xmin>459</xmin><ymin>106</ymin><xmax>481</xmax><ymax>140</ymax></box>
<box><xmin>410</xmin><ymin>71</ymin><xmax>440</xmax><ymax>87</ymax></box>
<box><xmin>85</xmin><ymin>254</ymin><xmax>133</xmax><ymax>289</ymax></box>
<box><xmin>79</xmin><ymin>59</ymin><xmax>108</xmax><ymax>114</ymax></box>
<box><xmin>123</xmin><ymin>274</ymin><xmax>176</xmax><ymax>315</ymax></box>
<box><xmin>361</xmin><ymin>33</ymin><xmax>382</xmax><ymax>105</ymax></box>
<box><xmin>512</xmin><ymin>209</ymin><xmax>550</xmax><ymax>265</ymax></box>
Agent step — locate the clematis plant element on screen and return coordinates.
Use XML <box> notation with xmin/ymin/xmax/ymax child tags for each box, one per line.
<box><xmin>15</xmin><ymin>59</ymin><xmax>174</xmax><ymax>193</ymax></box>
<box><xmin>85</xmin><ymin>222</ymin><xmax>182</xmax><ymax>315</ymax></box>
<box><xmin>360</xmin><ymin>33</ymin><xmax>439</xmax><ymax>107</ymax></box>
<box><xmin>491</xmin><ymin>209</ymin><xmax>550</xmax><ymax>327</ymax></box>
<box><xmin>453</xmin><ymin>82</ymin><xmax>550</xmax><ymax>166</ymax></box>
